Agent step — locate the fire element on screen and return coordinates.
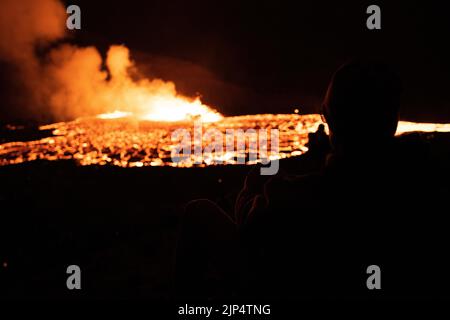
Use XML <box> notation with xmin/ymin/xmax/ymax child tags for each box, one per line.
<box><xmin>83</xmin><ymin>45</ymin><xmax>223</xmax><ymax>123</ymax></box>
<box><xmin>97</xmin><ymin>111</ymin><xmax>132</xmax><ymax>120</ymax></box>
<box><xmin>97</xmin><ymin>96</ymin><xmax>222</xmax><ymax>123</ymax></box>
<box><xmin>0</xmin><ymin>0</ymin><xmax>224</xmax><ymax>123</ymax></box>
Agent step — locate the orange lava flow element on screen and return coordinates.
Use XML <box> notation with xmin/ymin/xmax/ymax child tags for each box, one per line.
<box><xmin>1</xmin><ymin>114</ymin><xmax>449</xmax><ymax>168</ymax></box>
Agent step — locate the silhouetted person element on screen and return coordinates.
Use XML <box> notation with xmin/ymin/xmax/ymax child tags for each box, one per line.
<box><xmin>306</xmin><ymin>123</ymin><xmax>331</xmax><ymax>157</ymax></box>
<box><xmin>175</xmin><ymin>60</ymin><xmax>446</xmax><ymax>299</ymax></box>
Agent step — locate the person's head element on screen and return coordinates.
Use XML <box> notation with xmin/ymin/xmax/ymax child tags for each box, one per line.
<box><xmin>322</xmin><ymin>60</ymin><xmax>402</xmax><ymax>151</ymax></box>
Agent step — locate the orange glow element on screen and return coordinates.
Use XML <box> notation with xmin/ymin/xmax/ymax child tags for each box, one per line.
<box><xmin>396</xmin><ymin>121</ymin><xmax>450</xmax><ymax>134</ymax></box>
<box><xmin>97</xmin><ymin>111</ymin><xmax>132</xmax><ymax>119</ymax></box>
<box><xmin>89</xmin><ymin>45</ymin><xmax>223</xmax><ymax>123</ymax></box>
<box><xmin>1</xmin><ymin>114</ymin><xmax>449</xmax><ymax>168</ymax></box>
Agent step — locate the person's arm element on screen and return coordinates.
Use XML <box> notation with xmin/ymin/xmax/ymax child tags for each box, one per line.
<box><xmin>235</xmin><ymin>165</ymin><xmax>272</xmax><ymax>226</ymax></box>
<box><xmin>235</xmin><ymin>165</ymin><xmax>288</xmax><ymax>226</ymax></box>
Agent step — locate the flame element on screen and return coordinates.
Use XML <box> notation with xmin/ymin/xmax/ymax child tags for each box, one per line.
<box><xmin>97</xmin><ymin>111</ymin><xmax>132</xmax><ymax>120</ymax></box>
<box><xmin>91</xmin><ymin>45</ymin><xmax>222</xmax><ymax>123</ymax></box>
<box><xmin>97</xmin><ymin>96</ymin><xmax>222</xmax><ymax>123</ymax></box>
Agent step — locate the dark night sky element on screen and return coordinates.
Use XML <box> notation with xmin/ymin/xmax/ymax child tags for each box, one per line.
<box><xmin>2</xmin><ymin>0</ymin><xmax>450</xmax><ymax>122</ymax></box>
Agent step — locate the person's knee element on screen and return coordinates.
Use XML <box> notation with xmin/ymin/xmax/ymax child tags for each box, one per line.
<box><xmin>185</xmin><ymin>199</ymin><xmax>217</xmax><ymax>213</ymax></box>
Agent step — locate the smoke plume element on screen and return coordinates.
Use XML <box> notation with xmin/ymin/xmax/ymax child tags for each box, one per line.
<box><xmin>0</xmin><ymin>0</ymin><xmax>219</xmax><ymax>122</ymax></box>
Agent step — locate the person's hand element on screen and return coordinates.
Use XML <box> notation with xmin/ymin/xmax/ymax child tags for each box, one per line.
<box><xmin>244</xmin><ymin>165</ymin><xmax>286</xmax><ymax>193</ymax></box>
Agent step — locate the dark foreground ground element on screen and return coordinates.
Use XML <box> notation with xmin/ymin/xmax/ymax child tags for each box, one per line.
<box><xmin>0</xmin><ymin>132</ymin><xmax>449</xmax><ymax>300</ymax></box>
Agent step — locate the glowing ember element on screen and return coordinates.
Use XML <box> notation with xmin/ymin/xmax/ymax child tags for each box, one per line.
<box><xmin>1</xmin><ymin>114</ymin><xmax>449</xmax><ymax>168</ymax></box>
